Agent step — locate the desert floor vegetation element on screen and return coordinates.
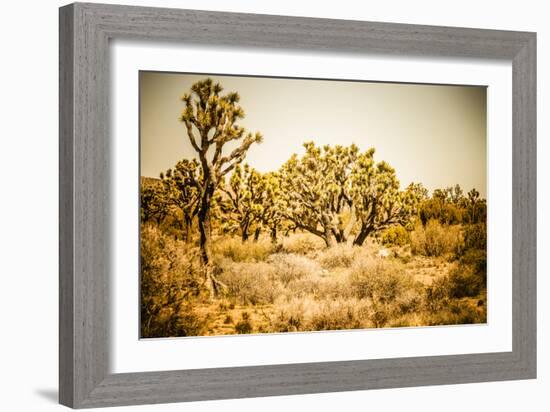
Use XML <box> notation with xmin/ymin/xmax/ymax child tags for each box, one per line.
<box><xmin>141</xmin><ymin>218</ymin><xmax>486</xmax><ymax>337</ymax></box>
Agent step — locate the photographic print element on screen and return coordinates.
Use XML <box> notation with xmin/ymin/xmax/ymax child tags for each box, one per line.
<box><xmin>139</xmin><ymin>72</ymin><xmax>487</xmax><ymax>339</ymax></box>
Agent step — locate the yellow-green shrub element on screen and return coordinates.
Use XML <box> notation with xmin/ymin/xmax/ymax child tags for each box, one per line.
<box><xmin>410</xmin><ymin>220</ymin><xmax>462</xmax><ymax>257</ymax></box>
<box><xmin>381</xmin><ymin>225</ymin><xmax>410</xmax><ymax>247</ymax></box>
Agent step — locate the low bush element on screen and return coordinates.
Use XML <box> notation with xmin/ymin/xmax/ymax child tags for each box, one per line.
<box><xmin>267</xmin><ymin>253</ymin><xmax>321</xmax><ymax>285</ymax></box>
<box><xmin>317</xmin><ymin>244</ymin><xmax>358</xmax><ymax>269</ymax></box>
<box><xmin>446</xmin><ymin>266</ymin><xmax>485</xmax><ymax>298</ymax></box>
<box><xmin>213</xmin><ymin>237</ymin><xmax>274</xmax><ymax>262</ymax></box>
<box><xmin>380</xmin><ymin>225</ymin><xmax>410</xmax><ymax>247</ymax></box>
<box><xmin>217</xmin><ymin>260</ymin><xmax>279</xmax><ymax>305</ymax></box>
<box><xmin>410</xmin><ymin>220</ymin><xmax>462</xmax><ymax>257</ymax></box>
<box><xmin>423</xmin><ymin>300</ymin><xmax>486</xmax><ymax>326</ymax></box>
<box><xmin>348</xmin><ymin>257</ymin><xmax>420</xmax><ymax>327</ymax></box>
<box><xmin>140</xmin><ymin>224</ymin><xmax>211</xmax><ymax>338</ymax></box>
<box><xmin>269</xmin><ymin>297</ymin><xmax>370</xmax><ymax>332</ymax></box>
<box><xmin>281</xmin><ymin>233</ymin><xmax>325</xmax><ymax>255</ymax></box>
<box><xmin>234</xmin><ymin>312</ymin><xmax>254</xmax><ymax>334</ymax></box>
<box><xmin>349</xmin><ymin>257</ymin><xmax>412</xmax><ymax>303</ymax></box>
<box><xmin>463</xmin><ymin>223</ymin><xmax>487</xmax><ymax>251</ymax></box>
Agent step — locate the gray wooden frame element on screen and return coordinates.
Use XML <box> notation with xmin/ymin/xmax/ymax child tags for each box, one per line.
<box><xmin>59</xmin><ymin>2</ymin><xmax>536</xmax><ymax>409</ymax></box>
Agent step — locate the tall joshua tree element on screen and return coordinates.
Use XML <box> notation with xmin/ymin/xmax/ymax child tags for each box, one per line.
<box><xmin>179</xmin><ymin>78</ymin><xmax>262</xmax><ymax>295</ymax></box>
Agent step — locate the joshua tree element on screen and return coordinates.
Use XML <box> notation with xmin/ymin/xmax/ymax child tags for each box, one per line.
<box><xmin>179</xmin><ymin>78</ymin><xmax>262</xmax><ymax>295</ymax></box>
<box><xmin>160</xmin><ymin>159</ymin><xmax>201</xmax><ymax>243</ymax></box>
<box><xmin>280</xmin><ymin>142</ymin><xmax>420</xmax><ymax>247</ymax></box>
<box><xmin>218</xmin><ymin>164</ymin><xmax>265</xmax><ymax>242</ymax></box>
<box><xmin>279</xmin><ymin>142</ymin><xmax>359</xmax><ymax>247</ymax></box>
<box><xmin>140</xmin><ymin>182</ymin><xmax>169</xmax><ymax>225</ymax></box>
<box><xmin>256</xmin><ymin>172</ymin><xmax>284</xmax><ymax>244</ymax></box>
<box><xmin>350</xmin><ymin>154</ymin><xmax>422</xmax><ymax>246</ymax></box>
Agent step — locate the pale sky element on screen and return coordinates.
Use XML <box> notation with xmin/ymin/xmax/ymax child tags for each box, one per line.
<box><xmin>140</xmin><ymin>72</ymin><xmax>486</xmax><ymax>197</ymax></box>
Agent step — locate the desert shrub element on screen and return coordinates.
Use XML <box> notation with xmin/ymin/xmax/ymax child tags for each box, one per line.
<box><xmin>348</xmin><ymin>257</ymin><xmax>420</xmax><ymax>327</ymax></box>
<box><xmin>269</xmin><ymin>297</ymin><xmax>370</xmax><ymax>332</ymax></box>
<box><xmin>213</xmin><ymin>237</ymin><xmax>273</xmax><ymax>262</ymax></box>
<box><xmin>425</xmin><ymin>264</ymin><xmax>485</xmax><ymax>311</ymax></box>
<box><xmin>459</xmin><ymin>249</ymin><xmax>487</xmax><ymax>277</ymax></box>
<box><xmin>270</xmin><ymin>299</ymin><xmax>307</xmax><ymax>332</ymax></box>
<box><xmin>235</xmin><ymin>312</ymin><xmax>254</xmax><ymax>334</ymax></box>
<box><xmin>140</xmin><ymin>224</ymin><xmax>210</xmax><ymax>338</ymax></box>
<box><xmin>267</xmin><ymin>253</ymin><xmax>321</xmax><ymax>285</ymax></box>
<box><xmin>217</xmin><ymin>260</ymin><xmax>278</xmax><ymax>305</ymax></box>
<box><xmin>419</xmin><ymin>198</ymin><xmax>463</xmax><ymax>225</ymax></box>
<box><xmin>308</xmin><ymin>299</ymin><xmax>370</xmax><ymax>331</ymax></box>
<box><xmin>410</xmin><ymin>220</ymin><xmax>462</xmax><ymax>257</ymax></box>
<box><xmin>317</xmin><ymin>244</ymin><xmax>358</xmax><ymax>269</ymax></box>
<box><xmin>381</xmin><ymin>225</ymin><xmax>410</xmax><ymax>247</ymax></box>
<box><xmin>423</xmin><ymin>300</ymin><xmax>486</xmax><ymax>326</ymax></box>
<box><xmin>282</xmin><ymin>233</ymin><xmax>324</xmax><ymax>255</ymax></box>
<box><xmin>446</xmin><ymin>266</ymin><xmax>485</xmax><ymax>298</ymax></box>
<box><xmin>463</xmin><ymin>223</ymin><xmax>487</xmax><ymax>251</ymax></box>
<box><xmin>349</xmin><ymin>258</ymin><xmax>411</xmax><ymax>303</ymax></box>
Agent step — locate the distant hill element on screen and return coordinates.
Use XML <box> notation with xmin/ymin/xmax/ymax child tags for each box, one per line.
<box><xmin>141</xmin><ymin>176</ymin><xmax>161</xmax><ymax>188</ymax></box>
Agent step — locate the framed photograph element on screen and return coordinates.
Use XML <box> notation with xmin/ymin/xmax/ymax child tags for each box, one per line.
<box><xmin>59</xmin><ymin>2</ymin><xmax>536</xmax><ymax>408</ymax></box>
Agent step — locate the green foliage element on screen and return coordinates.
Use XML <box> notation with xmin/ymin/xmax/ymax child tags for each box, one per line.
<box><xmin>380</xmin><ymin>225</ymin><xmax>410</xmax><ymax>247</ymax></box>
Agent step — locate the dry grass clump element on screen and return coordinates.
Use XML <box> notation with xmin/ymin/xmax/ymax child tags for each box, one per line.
<box><xmin>213</xmin><ymin>237</ymin><xmax>274</xmax><ymax>262</ymax></box>
<box><xmin>267</xmin><ymin>253</ymin><xmax>321</xmax><ymax>285</ymax></box>
<box><xmin>281</xmin><ymin>233</ymin><xmax>325</xmax><ymax>255</ymax></box>
<box><xmin>269</xmin><ymin>297</ymin><xmax>371</xmax><ymax>332</ymax></box>
<box><xmin>349</xmin><ymin>257</ymin><xmax>414</xmax><ymax>301</ymax></box>
<box><xmin>317</xmin><ymin>243</ymin><xmax>358</xmax><ymax>269</ymax></box>
<box><xmin>217</xmin><ymin>259</ymin><xmax>279</xmax><ymax>305</ymax></box>
<box><xmin>410</xmin><ymin>220</ymin><xmax>463</xmax><ymax>257</ymax></box>
<box><xmin>349</xmin><ymin>256</ymin><xmax>422</xmax><ymax>327</ymax></box>
<box><xmin>140</xmin><ymin>224</ymin><xmax>211</xmax><ymax>337</ymax></box>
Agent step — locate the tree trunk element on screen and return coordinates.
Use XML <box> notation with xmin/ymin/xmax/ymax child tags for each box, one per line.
<box><xmin>241</xmin><ymin>227</ymin><xmax>249</xmax><ymax>242</ymax></box>
<box><xmin>353</xmin><ymin>224</ymin><xmax>372</xmax><ymax>246</ymax></box>
<box><xmin>270</xmin><ymin>227</ymin><xmax>277</xmax><ymax>244</ymax></box>
<box><xmin>324</xmin><ymin>232</ymin><xmax>337</xmax><ymax>248</ymax></box>
<box><xmin>253</xmin><ymin>227</ymin><xmax>261</xmax><ymax>242</ymax></box>
<box><xmin>183</xmin><ymin>214</ymin><xmax>192</xmax><ymax>244</ymax></box>
<box><xmin>198</xmin><ymin>203</ymin><xmax>212</xmax><ymax>266</ymax></box>
<box><xmin>197</xmin><ymin>186</ymin><xmax>226</xmax><ymax>297</ymax></box>
<box><xmin>321</xmin><ymin>214</ymin><xmax>337</xmax><ymax>247</ymax></box>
